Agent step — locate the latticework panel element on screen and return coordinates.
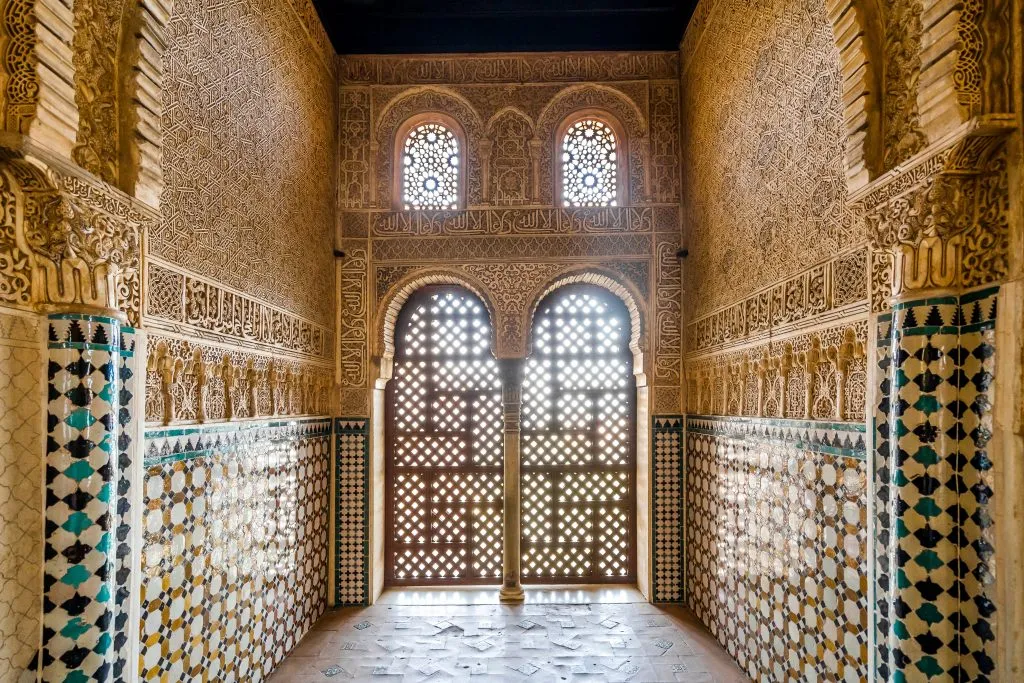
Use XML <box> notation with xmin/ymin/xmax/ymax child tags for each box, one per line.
<box><xmin>521</xmin><ymin>285</ymin><xmax>636</xmax><ymax>582</ymax></box>
<box><xmin>386</xmin><ymin>287</ymin><xmax>503</xmax><ymax>584</ymax></box>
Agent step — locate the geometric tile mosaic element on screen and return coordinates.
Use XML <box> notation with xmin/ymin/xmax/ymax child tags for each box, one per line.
<box><xmin>43</xmin><ymin>314</ymin><xmax>123</xmax><ymax>683</ymax></box>
<box><xmin>0</xmin><ymin>311</ymin><xmax>44</xmax><ymax>680</ymax></box>
<box><xmin>685</xmin><ymin>415</ymin><xmax>868</xmax><ymax>682</ymax></box>
<box><xmin>334</xmin><ymin>419</ymin><xmax>369</xmax><ymax>607</ymax></box>
<box><xmin>114</xmin><ymin>326</ymin><xmax>138</xmax><ymax>683</ymax></box>
<box><xmin>874</xmin><ymin>287</ymin><xmax>999</xmax><ymax>682</ymax></box>
<box><xmin>139</xmin><ymin>418</ymin><xmax>331</xmax><ymax>682</ymax></box>
<box><xmin>652</xmin><ymin>416</ymin><xmax>684</xmax><ymax>603</ymax></box>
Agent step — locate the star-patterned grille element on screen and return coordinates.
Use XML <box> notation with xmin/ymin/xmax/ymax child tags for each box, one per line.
<box><xmin>386</xmin><ymin>287</ymin><xmax>502</xmax><ymax>584</ymax></box>
<box><xmin>521</xmin><ymin>285</ymin><xmax>636</xmax><ymax>582</ymax></box>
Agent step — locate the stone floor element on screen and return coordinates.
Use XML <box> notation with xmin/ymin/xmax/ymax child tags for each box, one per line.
<box><xmin>269</xmin><ymin>587</ymin><xmax>748</xmax><ymax>682</ymax></box>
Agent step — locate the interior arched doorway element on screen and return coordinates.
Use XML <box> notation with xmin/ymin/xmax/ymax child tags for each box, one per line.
<box><xmin>370</xmin><ymin>268</ymin><xmax>651</xmax><ymax>601</ymax></box>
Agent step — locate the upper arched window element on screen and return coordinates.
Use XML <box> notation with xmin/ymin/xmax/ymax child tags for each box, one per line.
<box><xmin>559</xmin><ymin>116</ymin><xmax>621</xmax><ymax>208</ymax></box>
<box><xmin>399</xmin><ymin>119</ymin><xmax>462</xmax><ymax>210</ymax></box>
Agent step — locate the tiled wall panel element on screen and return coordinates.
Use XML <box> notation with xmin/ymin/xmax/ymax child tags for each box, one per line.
<box><xmin>0</xmin><ymin>311</ymin><xmax>43</xmax><ymax>681</ymax></box>
<box><xmin>334</xmin><ymin>419</ymin><xmax>369</xmax><ymax>606</ymax></box>
<box><xmin>652</xmin><ymin>416</ymin><xmax>685</xmax><ymax>603</ymax></box>
<box><xmin>685</xmin><ymin>416</ymin><xmax>868</xmax><ymax>682</ymax></box>
<box><xmin>874</xmin><ymin>288</ymin><xmax>999</xmax><ymax>681</ymax></box>
<box><xmin>140</xmin><ymin>419</ymin><xmax>331</xmax><ymax>682</ymax></box>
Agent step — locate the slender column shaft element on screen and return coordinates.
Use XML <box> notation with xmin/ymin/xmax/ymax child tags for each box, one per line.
<box><xmin>498</xmin><ymin>358</ymin><xmax>525</xmax><ymax>602</ymax></box>
<box><xmin>43</xmin><ymin>313</ymin><xmax>122</xmax><ymax>682</ymax></box>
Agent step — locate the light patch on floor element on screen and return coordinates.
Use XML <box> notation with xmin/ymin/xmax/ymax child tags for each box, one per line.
<box><xmin>269</xmin><ymin>588</ymin><xmax>748</xmax><ymax>682</ymax></box>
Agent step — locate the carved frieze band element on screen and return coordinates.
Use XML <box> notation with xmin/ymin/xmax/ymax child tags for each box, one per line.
<box><xmin>686</xmin><ymin>320</ymin><xmax>869</xmax><ymax>424</ymax></box>
<box><xmin>687</xmin><ymin>247</ymin><xmax>869</xmax><ymax>355</ymax></box>
<box><xmin>339</xmin><ymin>52</ymin><xmax>679</xmax><ymax>85</ymax></box>
<box><xmin>342</xmin><ymin>206</ymin><xmax>677</xmax><ymax>238</ymax></box>
<box><xmin>373</xmin><ymin>233</ymin><xmax>653</xmax><ymax>263</ymax></box>
<box><xmin>145</xmin><ymin>260</ymin><xmax>333</xmax><ymax>362</ymax></box>
<box><xmin>144</xmin><ymin>334</ymin><xmax>333</xmax><ymax>426</ymax></box>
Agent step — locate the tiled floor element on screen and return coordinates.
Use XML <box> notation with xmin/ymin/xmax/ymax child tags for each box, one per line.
<box><xmin>269</xmin><ymin>587</ymin><xmax>748</xmax><ymax>682</ymax></box>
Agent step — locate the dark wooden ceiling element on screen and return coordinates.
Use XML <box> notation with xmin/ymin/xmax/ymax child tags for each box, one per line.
<box><xmin>313</xmin><ymin>0</ymin><xmax>698</xmax><ymax>54</ymax></box>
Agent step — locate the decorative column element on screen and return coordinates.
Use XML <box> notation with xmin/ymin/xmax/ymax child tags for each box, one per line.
<box><xmin>498</xmin><ymin>358</ymin><xmax>526</xmax><ymax>602</ymax></box>
<box><xmin>1</xmin><ymin>153</ymin><xmax>143</xmax><ymax>682</ymax></box>
<box><xmin>44</xmin><ymin>313</ymin><xmax>123</xmax><ymax>681</ymax></box>
<box><xmin>864</xmin><ymin>125</ymin><xmax>1010</xmax><ymax>682</ymax></box>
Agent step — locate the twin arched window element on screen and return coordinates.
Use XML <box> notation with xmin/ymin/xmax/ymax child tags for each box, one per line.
<box><xmin>397</xmin><ymin>113</ymin><xmax>624</xmax><ymax>211</ymax></box>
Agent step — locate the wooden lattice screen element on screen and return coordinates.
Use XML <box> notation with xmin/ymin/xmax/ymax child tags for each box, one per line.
<box><xmin>385</xmin><ymin>287</ymin><xmax>504</xmax><ymax>584</ymax></box>
<box><xmin>521</xmin><ymin>285</ymin><xmax>637</xmax><ymax>582</ymax></box>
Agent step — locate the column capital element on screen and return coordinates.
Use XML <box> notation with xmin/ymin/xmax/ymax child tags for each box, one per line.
<box><xmin>0</xmin><ymin>149</ymin><xmax>146</xmax><ymax>325</ymax></box>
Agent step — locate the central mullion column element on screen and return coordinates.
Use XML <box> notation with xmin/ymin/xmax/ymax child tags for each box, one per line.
<box><xmin>498</xmin><ymin>358</ymin><xmax>526</xmax><ymax>602</ymax></box>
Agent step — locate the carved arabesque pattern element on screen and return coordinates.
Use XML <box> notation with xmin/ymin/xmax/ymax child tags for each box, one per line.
<box><xmin>680</xmin><ymin>0</ymin><xmax>853</xmax><ymax>321</ymax></box>
<box><xmin>486</xmin><ymin>108</ymin><xmax>533</xmax><ymax>206</ymax></box>
<box><xmin>153</xmin><ymin>0</ymin><xmax>336</xmax><ymax>327</ymax></box>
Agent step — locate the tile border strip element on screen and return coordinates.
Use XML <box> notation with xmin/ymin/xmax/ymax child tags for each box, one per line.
<box><xmin>143</xmin><ymin>417</ymin><xmax>333</xmax><ymax>466</ymax></box>
<box><xmin>334</xmin><ymin>418</ymin><xmax>371</xmax><ymax>607</ymax></box>
<box><xmin>685</xmin><ymin>414</ymin><xmax>868</xmax><ymax>460</ymax></box>
<box><xmin>652</xmin><ymin>415</ymin><xmax>685</xmax><ymax>604</ymax></box>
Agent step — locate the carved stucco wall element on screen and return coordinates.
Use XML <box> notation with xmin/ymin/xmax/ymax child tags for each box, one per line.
<box><xmin>337</xmin><ymin>53</ymin><xmax>684</xmax><ymax>418</ymax></box>
<box><xmin>681</xmin><ymin>0</ymin><xmax>858</xmax><ymax>321</ymax></box>
<box><xmin>142</xmin><ymin>0</ymin><xmax>336</xmax><ymax>427</ymax></box>
<box><xmin>149</xmin><ymin>0</ymin><xmax>336</xmax><ymax>329</ymax></box>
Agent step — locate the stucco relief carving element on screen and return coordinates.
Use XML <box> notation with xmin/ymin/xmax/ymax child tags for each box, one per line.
<box><xmin>0</xmin><ymin>0</ymin><xmax>39</xmax><ymax>135</ymax></box>
<box><xmin>484</xmin><ymin>108</ymin><xmax>534</xmax><ymax>205</ymax></box>
<box><xmin>680</xmin><ymin>0</ymin><xmax>854</xmax><ymax>321</ymax></box>
<box><xmin>859</xmin><ymin>122</ymin><xmax>1012</xmax><ymax>303</ymax></box>
<box><xmin>145</xmin><ymin>335</ymin><xmax>332</xmax><ymax>426</ymax></box>
<box><xmin>882</xmin><ymin>0</ymin><xmax>928</xmax><ymax>169</ymax></box>
<box><xmin>0</xmin><ymin>153</ymin><xmax>143</xmax><ymax>324</ymax></box>
<box><xmin>339</xmin><ymin>239</ymin><xmax>369</xmax><ymax>390</ymax></box>
<box><xmin>349</xmin><ymin>206</ymin><xmax>668</xmax><ymax>237</ymax></box>
<box><xmin>146</xmin><ymin>260</ymin><xmax>333</xmax><ymax>361</ymax></box>
<box><xmin>687</xmin><ymin>247</ymin><xmax>869</xmax><ymax>355</ymax></box>
<box><xmin>71</xmin><ymin>0</ymin><xmax>123</xmax><ymax>185</ymax></box>
<box><xmin>339</xmin><ymin>52</ymin><xmax>679</xmax><ymax>86</ymax></box>
<box><xmin>686</xmin><ymin>321</ymin><xmax>868</xmax><ymax>423</ymax></box>
<box><xmin>153</xmin><ymin>0</ymin><xmax>336</xmax><ymax>327</ymax></box>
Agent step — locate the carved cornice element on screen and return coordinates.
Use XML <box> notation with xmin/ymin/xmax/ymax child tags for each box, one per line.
<box><xmin>0</xmin><ymin>146</ymin><xmax>146</xmax><ymax>323</ymax></box>
<box><xmin>339</xmin><ymin>52</ymin><xmax>679</xmax><ymax>86</ymax></box>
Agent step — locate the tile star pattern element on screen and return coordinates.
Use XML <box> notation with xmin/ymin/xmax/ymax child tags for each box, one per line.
<box><xmin>334</xmin><ymin>419</ymin><xmax>369</xmax><ymax>607</ymax></box>
<box><xmin>685</xmin><ymin>415</ymin><xmax>868</xmax><ymax>682</ymax></box>
<box><xmin>652</xmin><ymin>416</ymin><xmax>685</xmax><ymax>603</ymax></box>
<box><xmin>874</xmin><ymin>288</ymin><xmax>999</xmax><ymax>681</ymax></box>
<box><xmin>139</xmin><ymin>419</ymin><xmax>331</xmax><ymax>682</ymax></box>
<box><xmin>42</xmin><ymin>314</ymin><xmax>123</xmax><ymax>682</ymax></box>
